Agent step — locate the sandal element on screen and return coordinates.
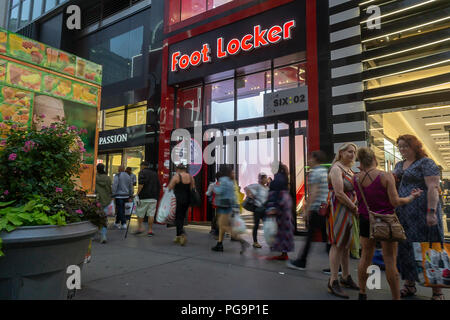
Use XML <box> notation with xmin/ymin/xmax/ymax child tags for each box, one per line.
<box><xmin>400</xmin><ymin>284</ymin><xmax>417</xmax><ymax>298</ymax></box>
<box><xmin>431</xmin><ymin>293</ymin><xmax>445</xmax><ymax>301</ymax></box>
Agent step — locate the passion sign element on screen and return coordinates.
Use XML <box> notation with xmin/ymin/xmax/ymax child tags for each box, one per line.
<box><xmin>170</xmin><ymin>19</ymin><xmax>296</xmax><ymax>73</ymax></box>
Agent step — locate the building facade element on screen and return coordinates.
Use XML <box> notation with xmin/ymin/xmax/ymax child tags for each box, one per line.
<box><xmin>5</xmin><ymin>0</ymin><xmax>450</xmax><ymax>236</ymax></box>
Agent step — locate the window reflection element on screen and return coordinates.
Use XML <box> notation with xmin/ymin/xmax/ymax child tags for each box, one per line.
<box><xmin>45</xmin><ymin>0</ymin><xmax>56</xmax><ymax>12</ymax></box>
<box><xmin>169</xmin><ymin>0</ymin><xmax>235</xmax><ymax>26</ymax></box>
<box><xmin>205</xmin><ymin>79</ymin><xmax>234</xmax><ymax>124</ymax></box>
<box><xmin>104</xmin><ymin>107</ymin><xmax>125</xmax><ymax>130</ymax></box>
<box><xmin>32</xmin><ymin>0</ymin><xmax>43</xmax><ymax>20</ymax></box>
<box><xmin>237</xmin><ymin>71</ymin><xmax>271</xmax><ymax>121</ymax></box>
<box><xmin>127</xmin><ymin>106</ymin><xmax>147</xmax><ymax>127</ymax></box>
<box><xmin>181</xmin><ymin>0</ymin><xmax>206</xmax><ymax>21</ymax></box>
<box><xmin>20</xmin><ymin>0</ymin><xmax>31</xmax><ymax>27</ymax></box>
<box><xmin>177</xmin><ymin>86</ymin><xmax>202</xmax><ymax>128</ymax></box>
<box><xmin>274</xmin><ymin>63</ymin><xmax>306</xmax><ymax>91</ymax></box>
<box><xmin>9</xmin><ymin>6</ymin><xmax>19</xmax><ymax>30</ymax></box>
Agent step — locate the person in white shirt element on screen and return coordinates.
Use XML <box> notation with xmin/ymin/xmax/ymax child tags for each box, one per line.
<box><xmin>244</xmin><ymin>172</ymin><xmax>269</xmax><ymax>248</ymax></box>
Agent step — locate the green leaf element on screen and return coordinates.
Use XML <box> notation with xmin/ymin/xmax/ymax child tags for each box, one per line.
<box><xmin>0</xmin><ymin>201</ymin><xmax>15</xmax><ymax>208</ymax></box>
<box><xmin>6</xmin><ymin>214</ymin><xmax>23</xmax><ymax>226</ymax></box>
<box><xmin>5</xmin><ymin>224</ymin><xmax>16</xmax><ymax>232</ymax></box>
<box><xmin>17</xmin><ymin>213</ymin><xmax>33</xmax><ymax>222</ymax></box>
<box><xmin>24</xmin><ymin>200</ymin><xmax>36</xmax><ymax>212</ymax></box>
<box><xmin>43</xmin><ymin>206</ymin><xmax>50</xmax><ymax>212</ymax></box>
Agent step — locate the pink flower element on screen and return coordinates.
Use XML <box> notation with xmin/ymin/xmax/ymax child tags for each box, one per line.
<box><xmin>80</xmin><ymin>147</ymin><xmax>86</xmax><ymax>153</ymax></box>
<box><xmin>40</xmin><ymin>114</ymin><xmax>46</xmax><ymax>119</ymax></box>
<box><xmin>42</xmin><ymin>126</ymin><xmax>47</xmax><ymax>130</ymax></box>
<box><xmin>76</xmin><ymin>209</ymin><xmax>83</xmax><ymax>215</ymax></box>
<box><xmin>0</xmin><ymin>140</ymin><xmax>6</xmax><ymax>146</ymax></box>
<box><xmin>3</xmin><ymin>190</ymin><xmax>9</xmax><ymax>195</ymax></box>
<box><xmin>8</xmin><ymin>153</ymin><xmax>17</xmax><ymax>161</ymax></box>
<box><xmin>50</xmin><ymin>124</ymin><xmax>56</xmax><ymax>129</ymax></box>
<box><xmin>4</xmin><ymin>116</ymin><xmax>11</xmax><ymax>120</ymax></box>
<box><xmin>55</xmin><ymin>187</ymin><xmax>63</xmax><ymax>193</ymax></box>
<box><xmin>69</xmin><ymin>125</ymin><xmax>77</xmax><ymax>131</ymax></box>
<box><xmin>96</xmin><ymin>202</ymin><xmax>102</xmax><ymax>208</ymax></box>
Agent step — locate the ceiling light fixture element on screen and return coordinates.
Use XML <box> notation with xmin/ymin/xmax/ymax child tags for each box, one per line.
<box><xmin>418</xmin><ymin>105</ymin><xmax>450</xmax><ymax>111</ymax></box>
<box><xmin>426</xmin><ymin>121</ymin><xmax>450</xmax><ymax>126</ymax></box>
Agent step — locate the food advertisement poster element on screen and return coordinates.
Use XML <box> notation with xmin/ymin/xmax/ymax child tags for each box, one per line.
<box><xmin>0</xmin><ymin>27</ymin><xmax>102</xmax><ymax>85</ymax></box>
<box><xmin>0</xmin><ymin>29</ymin><xmax>102</xmax><ymax>192</ymax></box>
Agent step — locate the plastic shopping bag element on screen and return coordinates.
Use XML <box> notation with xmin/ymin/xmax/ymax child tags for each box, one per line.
<box><xmin>421</xmin><ymin>241</ymin><xmax>450</xmax><ymax>288</ymax></box>
<box><xmin>125</xmin><ymin>201</ymin><xmax>134</xmax><ymax>216</ymax></box>
<box><xmin>231</xmin><ymin>214</ymin><xmax>247</xmax><ymax>234</ymax></box>
<box><xmin>156</xmin><ymin>190</ymin><xmax>177</xmax><ymax>224</ymax></box>
<box><xmin>263</xmin><ymin>216</ymin><xmax>277</xmax><ymax>246</ymax></box>
<box><xmin>104</xmin><ymin>200</ymin><xmax>115</xmax><ymax>217</ymax></box>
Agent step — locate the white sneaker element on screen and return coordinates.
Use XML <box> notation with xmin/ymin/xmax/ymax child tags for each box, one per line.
<box><xmin>114</xmin><ymin>223</ymin><xmax>121</xmax><ymax>229</ymax></box>
<box><xmin>122</xmin><ymin>223</ymin><xmax>127</xmax><ymax>230</ymax></box>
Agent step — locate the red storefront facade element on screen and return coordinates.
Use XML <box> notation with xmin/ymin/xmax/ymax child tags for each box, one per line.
<box><xmin>158</xmin><ymin>0</ymin><xmax>323</xmax><ymax>229</ymax></box>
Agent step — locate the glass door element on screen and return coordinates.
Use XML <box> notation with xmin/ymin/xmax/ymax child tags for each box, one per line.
<box><xmin>108</xmin><ymin>153</ymin><xmax>123</xmax><ymax>178</ymax></box>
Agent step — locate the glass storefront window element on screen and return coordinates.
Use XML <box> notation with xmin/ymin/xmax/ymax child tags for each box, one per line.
<box><xmin>108</xmin><ymin>153</ymin><xmax>123</xmax><ymax>177</ymax></box>
<box><xmin>32</xmin><ymin>0</ymin><xmax>43</xmax><ymax>20</ymax></box>
<box><xmin>20</xmin><ymin>0</ymin><xmax>31</xmax><ymax>27</ymax></box>
<box><xmin>104</xmin><ymin>107</ymin><xmax>125</xmax><ymax>131</ymax></box>
<box><xmin>44</xmin><ymin>0</ymin><xmax>56</xmax><ymax>12</ymax></box>
<box><xmin>205</xmin><ymin>79</ymin><xmax>234</xmax><ymax>124</ymax></box>
<box><xmin>9</xmin><ymin>6</ymin><xmax>19</xmax><ymax>31</ymax></box>
<box><xmin>127</xmin><ymin>105</ymin><xmax>147</xmax><ymax>127</ymax></box>
<box><xmin>274</xmin><ymin>63</ymin><xmax>306</xmax><ymax>92</ymax></box>
<box><xmin>124</xmin><ymin>147</ymin><xmax>145</xmax><ymax>194</ymax></box>
<box><xmin>176</xmin><ymin>86</ymin><xmax>202</xmax><ymax>128</ymax></box>
<box><xmin>181</xmin><ymin>0</ymin><xmax>206</xmax><ymax>21</ymax></box>
<box><xmin>237</xmin><ymin>71</ymin><xmax>271</xmax><ymax>121</ymax></box>
<box><xmin>169</xmin><ymin>0</ymin><xmax>235</xmax><ymax>25</ymax></box>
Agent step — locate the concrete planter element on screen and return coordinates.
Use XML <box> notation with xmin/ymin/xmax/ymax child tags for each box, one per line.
<box><xmin>0</xmin><ymin>221</ymin><xmax>97</xmax><ymax>300</ymax></box>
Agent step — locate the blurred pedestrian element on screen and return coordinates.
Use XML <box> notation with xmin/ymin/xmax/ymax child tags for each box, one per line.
<box><xmin>95</xmin><ymin>163</ymin><xmax>112</xmax><ymax>243</ymax></box>
<box><xmin>326</xmin><ymin>143</ymin><xmax>359</xmax><ymax>299</ymax></box>
<box><xmin>112</xmin><ymin>166</ymin><xmax>133</xmax><ymax>230</ymax></box>
<box><xmin>211</xmin><ymin>165</ymin><xmax>249</xmax><ymax>253</ymax></box>
<box><xmin>394</xmin><ymin>135</ymin><xmax>445</xmax><ymax>300</ymax></box>
<box><xmin>168</xmin><ymin>163</ymin><xmax>194</xmax><ymax>246</ymax></box>
<box><xmin>134</xmin><ymin>161</ymin><xmax>160</xmax><ymax>237</ymax></box>
<box><xmin>354</xmin><ymin>147</ymin><xmax>422</xmax><ymax>300</ymax></box>
<box><xmin>126</xmin><ymin>167</ymin><xmax>137</xmax><ymax>187</ymax></box>
<box><xmin>265</xmin><ymin>163</ymin><xmax>294</xmax><ymax>261</ymax></box>
<box><xmin>206</xmin><ymin>172</ymin><xmax>221</xmax><ymax>236</ymax></box>
<box><xmin>244</xmin><ymin>172</ymin><xmax>269</xmax><ymax>248</ymax></box>
<box><xmin>287</xmin><ymin>150</ymin><xmax>328</xmax><ymax>270</ymax></box>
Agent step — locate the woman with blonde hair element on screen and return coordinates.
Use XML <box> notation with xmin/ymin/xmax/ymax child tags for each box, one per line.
<box><xmin>326</xmin><ymin>143</ymin><xmax>359</xmax><ymax>298</ymax></box>
<box><xmin>353</xmin><ymin>147</ymin><xmax>422</xmax><ymax>300</ymax></box>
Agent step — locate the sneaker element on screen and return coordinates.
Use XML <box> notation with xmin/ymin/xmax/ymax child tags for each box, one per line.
<box><xmin>114</xmin><ymin>223</ymin><xmax>121</xmax><ymax>229</ymax></box>
<box><xmin>147</xmin><ymin>232</ymin><xmax>154</xmax><ymax>237</ymax></box>
<box><xmin>212</xmin><ymin>242</ymin><xmax>224</xmax><ymax>252</ymax></box>
<box><xmin>100</xmin><ymin>234</ymin><xmax>107</xmax><ymax>244</ymax></box>
<box><xmin>322</xmin><ymin>267</ymin><xmax>343</xmax><ymax>275</ymax></box>
<box><xmin>122</xmin><ymin>223</ymin><xmax>127</xmax><ymax>230</ymax></box>
<box><xmin>286</xmin><ymin>260</ymin><xmax>306</xmax><ymax>271</ymax></box>
<box><xmin>180</xmin><ymin>234</ymin><xmax>187</xmax><ymax>246</ymax></box>
<box><xmin>253</xmin><ymin>242</ymin><xmax>262</xmax><ymax>249</ymax></box>
<box><xmin>174</xmin><ymin>236</ymin><xmax>181</xmax><ymax>244</ymax></box>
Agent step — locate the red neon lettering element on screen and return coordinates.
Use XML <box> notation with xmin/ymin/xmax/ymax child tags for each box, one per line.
<box><xmin>267</xmin><ymin>25</ymin><xmax>282</xmax><ymax>43</ymax></box>
<box><xmin>179</xmin><ymin>54</ymin><xmax>190</xmax><ymax>69</ymax></box>
<box><xmin>254</xmin><ymin>25</ymin><xmax>268</xmax><ymax>48</ymax></box>
<box><xmin>217</xmin><ymin>38</ymin><xmax>227</xmax><ymax>58</ymax></box>
<box><xmin>190</xmin><ymin>51</ymin><xmax>201</xmax><ymax>66</ymax></box>
<box><xmin>241</xmin><ymin>34</ymin><xmax>253</xmax><ymax>51</ymax></box>
<box><xmin>283</xmin><ymin>20</ymin><xmax>296</xmax><ymax>40</ymax></box>
<box><xmin>201</xmin><ymin>44</ymin><xmax>211</xmax><ymax>63</ymax></box>
<box><xmin>227</xmin><ymin>39</ymin><xmax>240</xmax><ymax>55</ymax></box>
<box><xmin>171</xmin><ymin>51</ymin><xmax>180</xmax><ymax>72</ymax></box>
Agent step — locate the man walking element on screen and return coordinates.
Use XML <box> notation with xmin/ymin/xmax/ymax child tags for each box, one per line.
<box><xmin>244</xmin><ymin>172</ymin><xmax>269</xmax><ymax>248</ymax></box>
<box><xmin>134</xmin><ymin>161</ymin><xmax>160</xmax><ymax>237</ymax></box>
<box><xmin>112</xmin><ymin>166</ymin><xmax>134</xmax><ymax>229</ymax></box>
<box><xmin>287</xmin><ymin>150</ymin><xmax>329</xmax><ymax>270</ymax></box>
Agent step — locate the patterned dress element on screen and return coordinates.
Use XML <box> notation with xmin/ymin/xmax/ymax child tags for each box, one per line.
<box><xmin>394</xmin><ymin>157</ymin><xmax>444</xmax><ymax>282</ymax></box>
<box><xmin>326</xmin><ymin>165</ymin><xmax>357</xmax><ymax>248</ymax></box>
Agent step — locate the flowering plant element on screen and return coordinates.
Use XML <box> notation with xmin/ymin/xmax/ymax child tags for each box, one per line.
<box><xmin>0</xmin><ymin>117</ymin><xmax>106</xmax><ymax>256</ymax></box>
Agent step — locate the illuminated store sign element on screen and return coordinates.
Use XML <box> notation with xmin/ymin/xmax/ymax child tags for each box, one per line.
<box><xmin>170</xmin><ymin>20</ymin><xmax>296</xmax><ymax>72</ymax></box>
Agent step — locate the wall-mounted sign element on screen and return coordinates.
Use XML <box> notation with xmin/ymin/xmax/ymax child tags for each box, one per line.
<box><xmin>98</xmin><ymin>125</ymin><xmax>146</xmax><ymax>150</ymax></box>
<box><xmin>264</xmin><ymin>86</ymin><xmax>308</xmax><ymax>117</ymax></box>
<box><xmin>171</xmin><ymin>20</ymin><xmax>296</xmax><ymax>73</ymax></box>
<box><xmin>167</xmin><ymin>1</ymin><xmax>306</xmax><ymax>85</ymax></box>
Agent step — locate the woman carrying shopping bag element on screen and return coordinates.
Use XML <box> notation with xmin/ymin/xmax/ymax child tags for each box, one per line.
<box><xmin>265</xmin><ymin>163</ymin><xmax>294</xmax><ymax>261</ymax></box>
<box><xmin>211</xmin><ymin>165</ymin><xmax>249</xmax><ymax>253</ymax></box>
<box><xmin>168</xmin><ymin>163</ymin><xmax>194</xmax><ymax>246</ymax></box>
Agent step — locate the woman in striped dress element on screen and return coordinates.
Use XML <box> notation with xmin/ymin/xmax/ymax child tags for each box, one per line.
<box><xmin>326</xmin><ymin>143</ymin><xmax>359</xmax><ymax>299</ymax></box>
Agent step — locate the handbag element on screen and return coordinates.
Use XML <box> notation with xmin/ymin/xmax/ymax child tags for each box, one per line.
<box><xmin>263</xmin><ymin>216</ymin><xmax>277</xmax><ymax>246</ymax></box>
<box><xmin>243</xmin><ymin>197</ymin><xmax>257</xmax><ymax>212</ymax></box>
<box><xmin>190</xmin><ymin>187</ymin><xmax>201</xmax><ymax>207</ymax></box>
<box><xmin>356</xmin><ymin>177</ymin><xmax>406</xmax><ymax>242</ymax></box>
<box><xmin>318</xmin><ymin>202</ymin><xmax>329</xmax><ymax>217</ymax></box>
<box><xmin>156</xmin><ymin>189</ymin><xmax>177</xmax><ymax>224</ymax></box>
<box><xmin>420</xmin><ymin>226</ymin><xmax>450</xmax><ymax>288</ymax></box>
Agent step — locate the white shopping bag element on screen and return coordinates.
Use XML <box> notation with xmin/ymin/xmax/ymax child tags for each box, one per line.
<box><xmin>125</xmin><ymin>201</ymin><xmax>134</xmax><ymax>216</ymax></box>
<box><xmin>263</xmin><ymin>216</ymin><xmax>277</xmax><ymax>246</ymax></box>
<box><xmin>231</xmin><ymin>214</ymin><xmax>247</xmax><ymax>234</ymax></box>
<box><xmin>156</xmin><ymin>190</ymin><xmax>177</xmax><ymax>224</ymax></box>
<box><xmin>104</xmin><ymin>200</ymin><xmax>115</xmax><ymax>217</ymax></box>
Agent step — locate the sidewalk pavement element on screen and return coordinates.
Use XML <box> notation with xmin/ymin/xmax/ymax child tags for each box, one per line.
<box><xmin>74</xmin><ymin>218</ymin><xmax>449</xmax><ymax>300</ymax></box>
